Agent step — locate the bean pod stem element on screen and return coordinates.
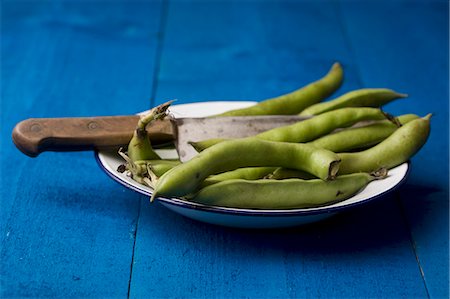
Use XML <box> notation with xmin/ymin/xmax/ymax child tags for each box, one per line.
<box><xmin>127</xmin><ymin>101</ymin><xmax>172</xmax><ymax>162</ymax></box>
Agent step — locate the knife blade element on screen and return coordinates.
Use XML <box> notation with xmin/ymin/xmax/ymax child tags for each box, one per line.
<box><xmin>12</xmin><ymin>114</ymin><xmax>308</xmax><ymax>159</ymax></box>
<box><xmin>172</xmin><ymin>115</ymin><xmax>308</xmax><ymax>161</ymax></box>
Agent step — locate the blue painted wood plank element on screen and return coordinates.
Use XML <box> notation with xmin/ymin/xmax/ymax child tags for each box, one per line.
<box><xmin>339</xmin><ymin>1</ymin><xmax>449</xmax><ymax>297</ymax></box>
<box><xmin>131</xmin><ymin>199</ymin><xmax>427</xmax><ymax>298</ymax></box>
<box><xmin>155</xmin><ymin>0</ymin><xmax>362</xmax><ymax>105</ymax></box>
<box><xmin>130</xmin><ymin>1</ymin><xmax>428</xmax><ymax>298</ymax></box>
<box><xmin>1</xmin><ymin>1</ymin><xmax>163</xmax><ymax>297</ymax></box>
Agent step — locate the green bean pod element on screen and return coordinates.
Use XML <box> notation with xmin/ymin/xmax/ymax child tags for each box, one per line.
<box><xmin>215</xmin><ymin>62</ymin><xmax>343</xmax><ymax>116</ymax></box>
<box><xmin>258</xmin><ymin>114</ymin><xmax>418</xmax><ymax>180</ymax></box>
<box><xmin>189</xmin><ymin>139</ymin><xmax>224</xmax><ymax>153</ymax></box>
<box><xmin>299</xmin><ymin>88</ymin><xmax>407</xmax><ymax>116</ymax></box>
<box><xmin>127</xmin><ymin>127</ymin><xmax>160</xmax><ymax>161</ymax></box>
<box><xmin>338</xmin><ymin>114</ymin><xmax>431</xmax><ymax>174</ymax></box>
<box><xmin>309</xmin><ymin>114</ymin><xmax>419</xmax><ymax>152</ymax></box>
<box><xmin>257</xmin><ymin>107</ymin><xmax>393</xmax><ymax>142</ymax></box>
<box><xmin>127</xmin><ymin>101</ymin><xmax>172</xmax><ymax>162</ymax></box>
<box><xmin>148</xmin><ymin>160</ymin><xmax>181</xmax><ymax>177</ymax></box>
<box><xmin>191</xmin><ymin>172</ymin><xmax>385</xmax><ymax>209</ymax></box>
<box><xmin>152</xmin><ymin>138</ymin><xmax>341</xmax><ymax>199</ymax></box>
<box><xmin>202</xmin><ymin>167</ymin><xmax>277</xmax><ymax>187</ymax></box>
<box><xmin>190</xmin><ymin>107</ymin><xmax>393</xmax><ymax>152</ymax></box>
<box><xmin>265</xmin><ymin>168</ymin><xmax>316</xmax><ymax>180</ymax></box>
<box><xmin>194</xmin><ymin>114</ymin><xmax>417</xmax><ymax>183</ymax></box>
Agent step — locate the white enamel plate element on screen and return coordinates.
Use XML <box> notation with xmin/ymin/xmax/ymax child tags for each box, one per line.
<box><xmin>96</xmin><ymin>101</ymin><xmax>409</xmax><ymax>228</ymax></box>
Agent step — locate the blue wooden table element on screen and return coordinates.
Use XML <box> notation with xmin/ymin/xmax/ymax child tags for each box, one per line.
<box><xmin>2</xmin><ymin>1</ymin><xmax>448</xmax><ymax>298</ymax></box>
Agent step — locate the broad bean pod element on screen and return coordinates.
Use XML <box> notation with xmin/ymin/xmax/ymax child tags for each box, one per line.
<box><xmin>190</xmin><ymin>107</ymin><xmax>393</xmax><ymax>152</ymax></box>
<box><xmin>127</xmin><ymin>101</ymin><xmax>172</xmax><ymax>162</ymax></box>
<box><xmin>215</xmin><ymin>63</ymin><xmax>343</xmax><ymax>116</ymax></box>
<box><xmin>299</xmin><ymin>88</ymin><xmax>407</xmax><ymax>116</ymax></box>
<box><xmin>338</xmin><ymin>114</ymin><xmax>431</xmax><ymax>174</ymax></box>
<box><xmin>265</xmin><ymin>168</ymin><xmax>316</xmax><ymax>180</ymax></box>
<box><xmin>202</xmin><ymin>167</ymin><xmax>277</xmax><ymax>187</ymax></box>
<box><xmin>152</xmin><ymin>138</ymin><xmax>340</xmax><ymax>199</ymax></box>
<box><xmin>148</xmin><ymin>160</ymin><xmax>181</xmax><ymax>177</ymax></box>
<box><xmin>193</xmin><ymin>114</ymin><xmax>417</xmax><ymax>183</ymax></box>
<box><xmin>192</xmin><ymin>171</ymin><xmax>386</xmax><ymax>209</ymax></box>
<box><xmin>309</xmin><ymin>113</ymin><xmax>419</xmax><ymax>152</ymax></box>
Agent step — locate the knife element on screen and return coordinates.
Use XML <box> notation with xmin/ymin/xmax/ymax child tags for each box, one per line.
<box><xmin>12</xmin><ymin>114</ymin><xmax>308</xmax><ymax>161</ymax></box>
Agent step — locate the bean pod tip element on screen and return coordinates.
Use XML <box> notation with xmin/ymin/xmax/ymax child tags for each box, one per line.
<box><xmin>331</xmin><ymin>61</ymin><xmax>342</xmax><ymax>69</ymax></box>
<box><xmin>370</xmin><ymin>168</ymin><xmax>389</xmax><ymax>179</ymax></box>
<box><xmin>328</xmin><ymin>160</ymin><xmax>341</xmax><ymax>180</ymax></box>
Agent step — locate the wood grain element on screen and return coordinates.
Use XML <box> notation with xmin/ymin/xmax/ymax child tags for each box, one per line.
<box><xmin>339</xmin><ymin>1</ymin><xmax>449</xmax><ymax>297</ymax></box>
<box><xmin>2</xmin><ymin>0</ymin><xmax>448</xmax><ymax>298</ymax></box>
<box><xmin>1</xmin><ymin>1</ymin><xmax>164</xmax><ymax>297</ymax></box>
<box><xmin>129</xmin><ymin>1</ymin><xmax>437</xmax><ymax>298</ymax></box>
<box><xmin>12</xmin><ymin>116</ymin><xmax>173</xmax><ymax>156</ymax></box>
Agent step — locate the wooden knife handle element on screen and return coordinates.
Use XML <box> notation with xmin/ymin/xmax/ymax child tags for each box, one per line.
<box><xmin>12</xmin><ymin>116</ymin><xmax>174</xmax><ymax>157</ymax></box>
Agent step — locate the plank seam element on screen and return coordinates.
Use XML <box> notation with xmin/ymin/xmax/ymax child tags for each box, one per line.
<box><xmin>149</xmin><ymin>0</ymin><xmax>170</xmax><ymax>107</ymax></box>
<box><xmin>395</xmin><ymin>192</ymin><xmax>431</xmax><ymax>298</ymax></box>
<box><xmin>128</xmin><ymin>1</ymin><xmax>169</xmax><ymax>297</ymax></box>
<box><xmin>334</xmin><ymin>0</ymin><xmax>365</xmax><ymax>88</ymax></box>
<box><xmin>127</xmin><ymin>196</ymin><xmax>142</xmax><ymax>299</ymax></box>
<box><xmin>335</xmin><ymin>3</ymin><xmax>432</xmax><ymax>294</ymax></box>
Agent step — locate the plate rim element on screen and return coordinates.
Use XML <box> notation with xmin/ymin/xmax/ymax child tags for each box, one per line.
<box><xmin>95</xmin><ymin>101</ymin><xmax>411</xmax><ymax>218</ymax></box>
<box><xmin>95</xmin><ymin>152</ymin><xmax>410</xmax><ymax>217</ymax></box>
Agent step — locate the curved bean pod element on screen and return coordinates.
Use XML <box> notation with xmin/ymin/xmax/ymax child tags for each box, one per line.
<box><xmin>255</xmin><ymin>114</ymin><xmax>418</xmax><ymax>180</ymax></box>
<box><xmin>190</xmin><ymin>107</ymin><xmax>393</xmax><ymax>152</ymax></box>
<box><xmin>189</xmin><ymin>138</ymin><xmax>224</xmax><ymax>153</ymax></box>
<box><xmin>338</xmin><ymin>114</ymin><xmax>431</xmax><ymax>174</ymax></box>
<box><xmin>257</xmin><ymin>107</ymin><xmax>393</xmax><ymax>142</ymax></box>
<box><xmin>309</xmin><ymin>114</ymin><xmax>419</xmax><ymax>152</ymax></box>
<box><xmin>127</xmin><ymin>101</ymin><xmax>172</xmax><ymax>161</ymax></box>
<box><xmin>195</xmin><ymin>114</ymin><xmax>417</xmax><ymax>182</ymax></box>
<box><xmin>148</xmin><ymin>160</ymin><xmax>181</xmax><ymax>177</ymax></box>
<box><xmin>265</xmin><ymin>168</ymin><xmax>316</xmax><ymax>180</ymax></box>
<box><xmin>152</xmin><ymin>138</ymin><xmax>341</xmax><ymax>199</ymax></box>
<box><xmin>216</xmin><ymin>62</ymin><xmax>343</xmax><ymax>116</ymax></box>
<box><xmin>202</xmin><ymin>167</ymin><xmax>277</xmax><ymax>187</ymax></box>
<box><xmin>192</xmin><ymin>172</ymin><xmax>385</xmax><ymax>209</ymax></box>
<box><xmin>299</xmin><ymin>88</ymin><xmax>407</xmax><ymax>116</ymax></box>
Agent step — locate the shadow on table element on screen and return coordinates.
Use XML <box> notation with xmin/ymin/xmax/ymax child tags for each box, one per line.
<box><xmin>398</xmin><ymin>181</ymin><xmax>448</xmax><ymax>227</ymax></box>
<box><xmin>144</xmin><ymin>183</ymin><xmax>441</xmax><ymax>256</ymax></box>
